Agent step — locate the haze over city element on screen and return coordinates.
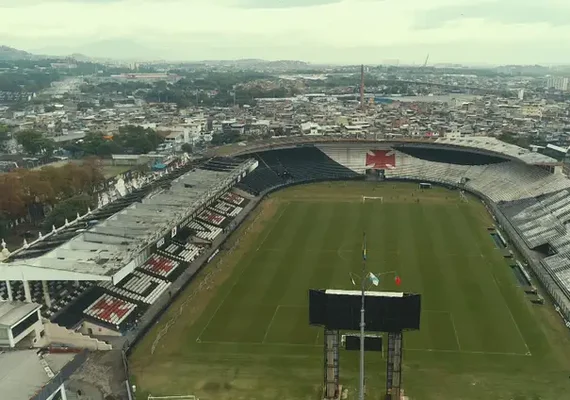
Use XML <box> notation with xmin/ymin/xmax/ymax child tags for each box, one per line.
<box><xmin>2</xmin><ymin>0</ymin><xmax>570</xmax><ymax>64</ymax></box>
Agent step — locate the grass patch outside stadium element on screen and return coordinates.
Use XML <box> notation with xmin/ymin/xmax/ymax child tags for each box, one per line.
<box><xmin>129</xmin><ymin>181</ymin><xmax>570</xmax><ymax>400</ymax></box>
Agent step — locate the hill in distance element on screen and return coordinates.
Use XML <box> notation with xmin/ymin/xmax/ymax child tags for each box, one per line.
<box><xmin>0</xmin><ymin>45</ymin><xmax>38</xmax><ymax>61</ymax></box>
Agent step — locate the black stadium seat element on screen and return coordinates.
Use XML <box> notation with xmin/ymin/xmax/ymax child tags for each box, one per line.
<box><xmin>235</xmin><ymin>147</ymin><xmax>359</xmax><ymax>195</ymax></box>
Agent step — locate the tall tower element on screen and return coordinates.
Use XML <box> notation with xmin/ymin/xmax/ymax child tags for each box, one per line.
<box><xmin>360</xmin><ymin>64</ymin><xmax>365</xmax><ymax>110</ymax></box>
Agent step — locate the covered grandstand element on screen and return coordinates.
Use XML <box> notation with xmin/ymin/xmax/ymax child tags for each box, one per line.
<box><xmin>0</xmin><ymin>156</ymin><xmax>257</xmax><ymax>339</ymax></box>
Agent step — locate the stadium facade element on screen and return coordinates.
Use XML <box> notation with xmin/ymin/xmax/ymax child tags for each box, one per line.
<box><xmin>2</xmin><ymin>135</ymin><xmax>570</xmax><ymax>397</ymax></box>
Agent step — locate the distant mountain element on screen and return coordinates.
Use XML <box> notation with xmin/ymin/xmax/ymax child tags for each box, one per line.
<box><xmin>0</xmin><ymin>45</ymin><xmax>38</xmax><ymax>61</ymax></box>
<box><xmin>31</xmin><ymin>39</ymin><xmax>165</xmax><ymax>62</ymax></box>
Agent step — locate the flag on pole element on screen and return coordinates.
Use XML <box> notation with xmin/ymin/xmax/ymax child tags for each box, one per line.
<box><xmin>362</xmin><ymin>233</ymin><xmax>367</xmax><ymax>261</ymax></box>
<box><xmin>395</xmin><ymin>276</ymin><xmax>402</xmax><ymax>286</ymax></box>
<box><xmin>369</xmin><ymin>272</ymin><xmax>380</xmax><ymax>286</ymax></box>
<box><xmin>351</xmin><ymin>276</ymin><xmax>356</xmax><ymax>286</ymax></box>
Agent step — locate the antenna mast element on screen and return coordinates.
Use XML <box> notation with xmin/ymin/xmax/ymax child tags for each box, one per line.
<box><xmin>360</xmin><ymin>64</ymin><xmax>365</xmax><ymax>110</ymax></box>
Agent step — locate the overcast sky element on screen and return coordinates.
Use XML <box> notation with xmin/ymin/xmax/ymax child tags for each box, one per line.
<box><xmin>2</xmin><ymin>0</ymin><xmax>570</xmax><ymax>65</ymax></box>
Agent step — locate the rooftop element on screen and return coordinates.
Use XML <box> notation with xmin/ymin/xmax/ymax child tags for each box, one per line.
<box><xmin>2</xmin><ymin>159</ymin><xmax>255</xmax><ymax>283</ymax></box>
<box><xmin>209</xmin><ymin>135</ymin><xmax>559</xmax><ymax>165</ymax></box>
<box><xmin>0</xmin><ymin>350</ymin><xmax>76</xmax><ymax>400</ymax></box>
<box><xmin>434</xmin><ymin>136</ymin><xmax>556</xmax><ymax>165</ymax></box>
<box><xmin>0</xmin><ymin>302</ymin><xmax>41</xmax><ymax>327</ymax></box>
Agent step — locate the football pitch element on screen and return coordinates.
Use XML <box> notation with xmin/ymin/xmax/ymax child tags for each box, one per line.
<box><xmin>129</xmin><ymin>182</ymin><xmax>570</xmax><ymax>400</ymax></box>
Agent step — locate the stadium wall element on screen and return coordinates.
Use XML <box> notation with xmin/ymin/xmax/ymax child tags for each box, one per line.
<box><xmin>38</xmin><ymin>322</ymin><xmax>113</xmax><ymax>350</ymax></box>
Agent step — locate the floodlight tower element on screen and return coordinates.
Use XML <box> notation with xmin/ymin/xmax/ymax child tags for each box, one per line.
<box><xmin>359</xmin><ymin>232</ymin><xmax>366</xmax><ymax>400</ymax></box>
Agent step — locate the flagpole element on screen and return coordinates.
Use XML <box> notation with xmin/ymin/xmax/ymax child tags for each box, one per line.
<box><xmin>359</xmin><ymin>232</ymin><xmax>366</xmax><ymax>400</ymax></box>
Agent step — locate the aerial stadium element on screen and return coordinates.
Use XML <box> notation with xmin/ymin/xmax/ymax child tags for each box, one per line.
<box><xmin>2</xmin><ymin>136</ymin><xmax>570</xmax><ymax>400</ymax></box>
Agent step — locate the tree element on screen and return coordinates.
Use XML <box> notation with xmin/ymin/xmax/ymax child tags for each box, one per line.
<box><xmin>77</xmin><ymin>101</ymin><xmax>95</xmax><ymax>112</ymax></box>
<box><xmin>0</xmin><ymin>173</ymin><xmax>26</xmax><ymax>219</ymax></box>
<box><xmin>101</xmin><ymin>99</ymin><xmax>115</xmax><ymax>108</ymax></box>
<box><xmin>114</xmin><ymin>125</ymin><xmax>164</xmax><ymax>154</ymax></box>
<box><xmin>211</xmin><ymin>132</ymin><xmax>241</xmax><ymax>146</ymax></box>
<box><xmin>42</xmin><ymin>195</ymin><xmax>94</xmax><ymax>231</ymax></box>
<box><xmin>181</xmin><ymin>143</ymin><xmax>193</xmax><ymax>153</ymax></box>
<box><xmin>16</xmin><ymin>130</ymin><xmax>55</xmax><ymax>156</ymax></box>
<box><xmin>0</xmin><ymin>124</ymin><xmax>11</xmax><ymax>152</ymax></box>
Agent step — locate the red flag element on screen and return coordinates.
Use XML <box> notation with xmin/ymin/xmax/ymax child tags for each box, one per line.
<box><xmin>395</xmin><ymin>276</ymin><xmax>402</xmax><ymax>286</ymax></box>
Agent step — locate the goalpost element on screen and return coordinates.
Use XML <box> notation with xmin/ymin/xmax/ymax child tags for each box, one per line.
<box><xmin>362</xmin><ymin>196</ymin><xmax>383</xmax><ymax>203</ymax></box>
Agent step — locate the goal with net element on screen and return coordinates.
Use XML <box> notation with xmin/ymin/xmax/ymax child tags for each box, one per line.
<box><xmin>362</xmin><ymin>196</ymin><xmax>383</xmax><ymax>203</ymax></box>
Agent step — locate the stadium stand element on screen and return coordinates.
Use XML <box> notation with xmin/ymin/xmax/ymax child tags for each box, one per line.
<box><xmin>101</xmin><ymin>271</ymin><xmax>171</xmax><ymax>305</ymax></box>
<box><xmin>211</xmin><ymin>200</ymin><xmax>243</xmax><ymax>217</ymax></box>
<box><xmin>317</xmin><ymin>147</ymin><xmax>570</xmax><ymax>202</ymax></box>
<box><xmin>222</xmin><ymin>191</ymin><xmax>246</xmax><ymax>206</ymax></box>
<box><xmin>236</xmin><ymin>147</ymin><xmax>359</xmax><ymax>195</ymax></box>
<box><xmin>83</xmin><ymin>293</ymin><xmax>138</xmax><ymax>329</ymax></box>
<box><xmin>186</xmin><ymin>220</ymin><xmax>223</xmax><ymax>241</ymax></box>
<box><xmin>197</xmin><ymin>209</ymin><xmax>226</xmax><ymax>227</ymax></box>
<box><xmin>0</xmin><ymin>156</ymin><xmax>256</xmax><ymax>341</ymax></box>
<box><xmin>500</xmin><ymin>189</ymin><xmax>570</xmax><ymax>302</ymax></box>
<box><xmin>139</xmin><ymin>254</ymin><xmax>181</xmax><ymax>280</ymax></box>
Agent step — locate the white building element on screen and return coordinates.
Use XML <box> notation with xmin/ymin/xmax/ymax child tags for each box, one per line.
<box><xmin>0</xmin><ymin>302</ymin><xmax>43</xmax><ymax>348</ymax></box>
<box><xmin>546</xmin><ymin>76</ymin><xmax>569</xmax><ymax>91</ymax></box>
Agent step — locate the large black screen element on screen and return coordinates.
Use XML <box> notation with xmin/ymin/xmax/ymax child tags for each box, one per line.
<box><xmin>309</xmin><ymin>289</ymin><xmax>421</xmax><ymax>332</ymax></box>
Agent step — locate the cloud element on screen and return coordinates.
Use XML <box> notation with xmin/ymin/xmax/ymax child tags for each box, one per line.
<box><xmin>232</xmin><ymin>0</ymin><xmax>342</xmax><ymax>8</ymax></box>
<box><xmin>2</xmin><ymin>0</ymin><xmax>570</xmax><ymax>64</ymax></box>
<box><xmin>414</xmin><ymin>0</ymin><xmax>570</xmax><ymax>30</ymax></box>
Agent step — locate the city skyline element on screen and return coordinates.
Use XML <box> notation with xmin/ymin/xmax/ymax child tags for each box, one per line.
<box><xmin>1</xmin><ymin>0</ymin><xmax>570</xmax><ymax>64</ymax></box>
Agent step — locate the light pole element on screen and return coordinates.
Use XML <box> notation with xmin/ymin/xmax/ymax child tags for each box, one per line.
<box><xmin>359</xmin><ymin>252</ymin><xmax>366</xmax><ymax>400</ymax></box>
<box><xmin>350</xmin><ymin>234</ymin><xmax>398</xmax><ymax>400</ymax></box>
<box><xmin>351</xmin><ymin>232</ymin><xmax>370</xmax><ymax>400</ymax></box>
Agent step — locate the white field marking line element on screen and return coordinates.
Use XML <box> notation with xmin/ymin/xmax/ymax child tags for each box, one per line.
<box><xmin>195</xmin><ymin>256</ymin><xmax>253</xmax><ymax>343</ymax></box>
<box><xmin>189</xmin><ymin>351</ymin><xmax>318</xmax><ymax>360</ymax></box>
<box><xmin>422</xmin><ymin>310</ymin><xmax>461</xmax><ymax>351</ymax></box>
<box><xmin>262</xmin><ymin>305</ymin><xmax>281</xmax><ymax>343</ymax></box>
<box><xmin>449</xmin><ymin>312</ymin><xmax>462</xmax><ymax>351</ymax></box>
<box><xmin>197</xmin><ymin>339</ymin><xmax>321</xmax><ymax>348</ymax></box>
<box><xmin>403</xmin><ymin>348</ymin><xmax>530</xmax><ymax>357</ymax></box>
<box><xmin>260</xmin><ymin>248</ymin><xmax>485</xmax><ymax>259</ymax></box>
<box><xmin>256</xmin><ymin>202</ymin><xmax>288</xmax><ymax>251</ymax></box>
<box><xmin>336</xmin><ymin>243</ymin><xmax>351</xmax><ymax>263</ymax></box>
<box><xmin>482</xmin><ymin>254</ymin><xmax>532</xmax><ymax>356</ymax></box>
<box><xmin>194</xmin><ymin>340</ymin><xmax>530</xmax><ymax>356</ymax></box>
<box><xmin>470</xmin><ymin>224</ymin><xmax>532</xmax><ymax>356</ymax></box>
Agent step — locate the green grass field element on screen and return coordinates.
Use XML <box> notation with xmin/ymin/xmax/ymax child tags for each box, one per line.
<box><xmin>129</xmin><ymin>182</ymin><xmax>570</xmax><ymax>400</ymax></box>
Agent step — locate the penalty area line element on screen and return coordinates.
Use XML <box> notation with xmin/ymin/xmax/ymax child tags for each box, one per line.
<box><xmin>262</xmin><ymin>305</ymin><xmax>281</xmax><ymax>343</ymax></box>
<box><xmin>404</xmin><ymin>348</ymin><xmax>531</xmax><ymax>357</ymax></box>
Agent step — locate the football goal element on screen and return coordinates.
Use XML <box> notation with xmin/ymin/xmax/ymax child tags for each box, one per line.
<box><xmin>362</xmin><ymin>196</ymin><xmax>383</xmax><ymax>203</ymax></box>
